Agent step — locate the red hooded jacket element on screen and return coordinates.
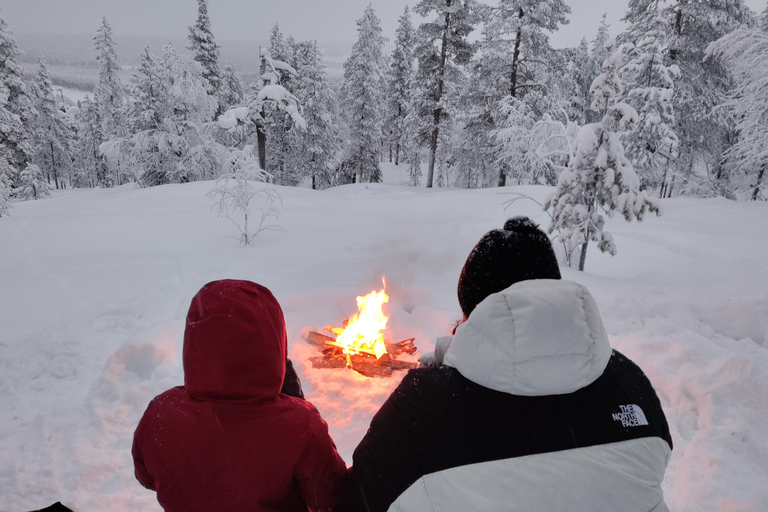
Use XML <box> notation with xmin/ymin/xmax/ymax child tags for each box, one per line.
<box><xmin>132</xmin><ymin>280</ymin><xmax>349</xmax><ymax>511</ymax></box>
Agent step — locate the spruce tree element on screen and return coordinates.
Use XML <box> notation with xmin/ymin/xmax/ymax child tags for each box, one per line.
<box><xmin>219</xmin><ymin>63</ymin><xmax>243</xmax><ymax>112</ymax></box>
<box><xmin>72</xmin><ymin>98</ymin><xmax>108</xmax><ymax>187</ymax></box>
<box><xmin>16</xmin><ymin>163</ymin><xmax>50</xmax><ymax>200</ymax></box>
<box><xmin>386</xmin><ymin>7</ymin><xmax>415</xmax><ymax>167</ymax></box>
<box><xmin>31</xmin><ymin>56</ymin><xmax>74</xmax><ymax>190</ymax></box>
<box><xmin>290</xmin><ymin>41</ymin><xmax>341</xmax><ymax>189</ymax></box>
<box><xmin>476</xmin><ymin>0</ymin><xmax>570</xmax><ymax>186</ymax></box>
<box><xmin>188</xmin><ymin>0</ymin><xmax>223</xmax><ymax>115</ymax></box>
<box><xmin>707</xmin><ymin>28</ymin><xmax>768</xmax><ymax>200</ymax></box>
<box><xmin>545</xmin><ymin>44</ymin><xmax>661</xmax><ymax>270</ymax></box>
<box><xmin>340</xmin><ymin>5</ymin><xmax>386</xmax><ymax>184</ymax></box>
<box><xmin>623</xmin><ymin>0</ymin><xmax>753</xmax><ymax>196</ymax></box>
<box><xmin>413</xmin><ymin>0</ymin><xmax>478</xmax><ymax>188</ymax></box>
<box><xmin>0</xmin><ymin>158</ymin><xmax>10</xmax><ymax>216</ymax></box>
<box><xmin>0</xmin><ymin>16</ymin><xmax>35</xmax><ymax>187</ymax></box>
<box><xmin>93</xmin><ymin>17</ymin><xmax>126</xmax><ymax>185</ymax></box>
<box><xmin>265</xmin><ymin>25</ymin><xmax>298</xmax><ymax>185</ymax></box>
<box><xmin>621</xmin><ymin>15</ymin><xmax>680</xmax><ymax>197</ymax></box>
<box><xmin>108</xmin><ymin>43</ymin><xmax>221</xmax><ymax>187</ymax></box>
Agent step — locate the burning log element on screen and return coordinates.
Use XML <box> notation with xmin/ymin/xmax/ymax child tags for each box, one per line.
<box><xmin>305</xmin><ymin>277</ymin><xmax>419</xmax><ymax>377</ymax></box>
<box><xmin>306</xmin><ymin>330</ymin><xmax>419</xmax><ymax>378</ymax></box>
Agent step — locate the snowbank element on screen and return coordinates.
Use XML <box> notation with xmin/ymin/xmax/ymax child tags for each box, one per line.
<box><xmin>0</xmin><ymin>174</ymin><xmax>766</xmax><ymax>511</ymax></box>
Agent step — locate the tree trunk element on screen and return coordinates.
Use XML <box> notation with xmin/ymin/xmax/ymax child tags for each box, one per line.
<box><xmin>500</xmin><ymin>9</ymin><xmax>523</xmax><ymax>187</ymax></box>
<box><xmin>509</xmin><ymin>10</ymin><xmax>523</xmax><ymax>98</ymax></box>
<box><xmin>753</xmin><ymin>164</ymin><xmax>765</xmax><ymax>201</ymax></box>
<box><xmin>426</xmin><ymin>3</ymin><xmax>452</xmax><ymax>188</ymax></box>
<box><xmin>395</xmin><ymin>143</ymin><xmax>400</xmax><ymax>166</ymax></box>
<box><xmin>51</xmin><ymin>141</ymin><xmax>60</xmax><ymax>190</ymax></box>
<box><xmin>427</xmin><ymin>114</ymin><xmax>441</xmax><ymax>188</ymax></box>
<box><xmin>578</xmin><ymin>235</ymin><xmax>589</xmax><ymax>271</ymax></box>
<box><xmin>257</xmin><ymin>128</ymin><xmax>267</xmax><ymax>171</ymax></box>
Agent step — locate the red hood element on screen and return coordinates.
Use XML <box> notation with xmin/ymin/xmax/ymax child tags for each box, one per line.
<box><xmin>183</xmin><ymin>280</ymin><xmax>287</xmax><ymax>401</ymax></box>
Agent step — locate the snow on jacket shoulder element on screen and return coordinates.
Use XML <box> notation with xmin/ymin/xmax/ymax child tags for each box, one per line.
<box><xmin>132</xmin><ymin>280</ymin><xmax>349</xmax><ymax>512</ymax></box>
<box><xmin>349</xmin><ymin>279</ymin><xmax>672</xmax><ymax>512</ymax></box>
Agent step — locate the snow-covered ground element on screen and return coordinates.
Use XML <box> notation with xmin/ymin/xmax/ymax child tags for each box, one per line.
<box><xmin>1</xmin><ymin>163</ymin><xmax>767</xmax><ymax>511</ymax></box>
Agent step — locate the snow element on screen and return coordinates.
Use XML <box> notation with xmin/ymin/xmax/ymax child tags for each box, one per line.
<box><xmin>1</xmin><ymin>165</ymin><xmax>768</xmax><ymax>511</ymax></box>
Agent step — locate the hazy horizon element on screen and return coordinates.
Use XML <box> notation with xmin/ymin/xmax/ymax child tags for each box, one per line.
<box><xmin>4</xmin><ymin>0</ymin><xmax>763</xmax><ymax>54</ymax></box>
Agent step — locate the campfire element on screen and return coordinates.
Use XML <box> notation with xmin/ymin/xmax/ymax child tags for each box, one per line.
<box><xmin>305</xmin><ymin>278</ymin><xmax>419</xmax><ymax>378</ymax></box>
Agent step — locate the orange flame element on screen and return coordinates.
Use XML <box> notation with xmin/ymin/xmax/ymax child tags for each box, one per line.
<box><xmin>327</xmin><ymin>278</ymin><xmax>389</xmax><ymax>360</ymax></box>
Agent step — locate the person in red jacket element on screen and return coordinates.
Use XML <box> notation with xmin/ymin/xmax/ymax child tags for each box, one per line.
<box><xmin>132</xmin><ymin>279</ymin><xmax>349</xmax><ymax>512</ymax></box>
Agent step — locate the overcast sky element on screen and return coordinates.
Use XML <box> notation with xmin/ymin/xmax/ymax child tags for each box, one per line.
<box><xmin>2</xmin><ymin>0</ymin><xmax>765</xmax><ymax>50</ymax></box>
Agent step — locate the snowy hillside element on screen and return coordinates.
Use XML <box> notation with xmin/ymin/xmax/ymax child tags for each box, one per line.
<box><xmin>1</xmin><ymin>171</ymin><xmax>767</xmax><ymax>511</ymax></box>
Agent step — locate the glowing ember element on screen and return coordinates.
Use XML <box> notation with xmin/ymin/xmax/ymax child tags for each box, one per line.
<box><xmin>326</xmin><ymin>278</ymin><xmax>390</xmax><ymax>361</ymax></box>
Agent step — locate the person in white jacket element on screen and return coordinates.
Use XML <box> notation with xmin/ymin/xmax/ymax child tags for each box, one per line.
<box><xmin>344</xmin><ymin>217</ymin><xmax>672</xmax><ymax>512</ymax></box>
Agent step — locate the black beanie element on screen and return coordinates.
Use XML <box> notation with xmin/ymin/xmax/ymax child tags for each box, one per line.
<box><xmin>457</xmin><ymin>216</ymin><xmax>561</xmax><ymax>317</ymax></box>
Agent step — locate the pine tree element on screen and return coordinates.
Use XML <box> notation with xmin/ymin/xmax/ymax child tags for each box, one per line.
<box><xmin>386</xmin><ymin>7</ymin><xmax>415</xmax><ymax>167</ymax></box>
<box><xmin>545</xmin><ymin>44</ymin><xmax>661</xmax><ymax>271</ymax></box>
<box><xmin>31</xmin><ymin>56</ymin><xmax>74</xmax><ymax>190</ymax></box>
<box><xmin>290</xmin><ymin>41</ymin><xmax>341</xmax><ymax>189</ymax></box>
<box><xmin>707</xmin><ymin>28</ymin><xmax>768</xmax><ymax>200</ymax></box>
<box><xmin>621</xmin><ymin>15</ymin><xmax>680</xmax><ymax>196</ymax></box>
<box><xmin>0</xmin><ymin>16</ymin><xmax>36</xmax><ymax>186</ymax></box>
<box><xmin>413</xmin><ymin>0</ymin><xmax>478</xmax><ymax>188</ymax></box>
<box><xmin>188</xmin><ymin>0</ymin><xmax>223</xmax><ymax>115</ymax></box>
<box><xmin>340</xmin><ymin>5</ymin><xmax>386</xmax><ymax>184</ymax></box>
<box><xmin>761</xmin><ymin>5</ymin><xmax>768</xmax><ymax>32</ymax></box>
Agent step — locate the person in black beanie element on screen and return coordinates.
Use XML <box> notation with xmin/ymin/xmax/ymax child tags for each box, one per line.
<box><xmin>342</xmin><ymin>217</ymin><xmax>672</xmax><ymax>512</ymax></box>
<box><xmin>457</xmin><ymin>216</ymin><xmax>561</xmax><ymax>319</ymax></box>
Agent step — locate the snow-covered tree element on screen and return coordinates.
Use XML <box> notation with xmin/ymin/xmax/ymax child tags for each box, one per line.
<box><xmin>188</xmin><ymin>0</ymin><xmax>223</xmax><ymax>115</ymax></box>
<box><xmin>761</xmin><ymin>4</ymin><xmax>768</xmax><ymax>32</ymax></box>
<box><xmin>217</xmin><ymin>48</ymin><xmax>305</xmax><ymax>175</ymax></box>
<box><xmin>0</xmin><ymin>163</ymin><xmax>10</xmax><ymax>216</ymax></box>
<box><xmin>219</xmin><ymin>63</ymin><xmax>243</xmax><ymax>112</ymax></box>
<box><xmin>340</xmin><ymin>5</ymin><xmax>387</xmax><ymax>184</ymax></box>
<box><xmin>31</xmin><ymin>56</ymin><xmax>74</xmax><ymax>190</ymax></box>
<box><xmin>93</xmin><ymin>18</ymin><xmax>125</xmax><ymax>140</ymax></box>
<box><xmin>545</xmin><ymin>45</ymin><xmax>661</xmax><ymax>271</ymax></box>
<box><xmin>93</xmin><ymin>17</ymin><xmax>127</xmax><ymax>185</ymax></box>
<box><xmin>707</xmin><ymin>28</ymin><xmax>768</xmax><ymax>200</ymax></box>
<box><xmin>72</xmin><ymin>98</ymin><xmax>108</xmax><ymax>187</ymax></box>
<box><xmin>621</xmin><ymin>15</ymin><xmax>680</xmax><ymax>196</ymax></box>
<box><xmin>623</xmin><ymin>0</ymin><xmax>753</xmax><ymax>195</ymax></box>
<box><xmin>208</xmin><ymin>145</ymin><xmax>281</xmax><ymax>245</ymax></box>
<box><xmin>0</xmin><ymin>16</ymin><xmax>35</xmax><ymax>185</ymax></box>
<box><xmin>413</xmin><ymin>0</ymin><xmax>478</xmax><ymax>188</ymax></box>
<box><xmin>290</xmin><ymin>40</ymin><xmax>341</xmax><ymax>189</ymax></box>
<box><xmin>386</xmin><ymin>6</ymin><xmax>415</xmax><ymax>166</ymax></box>
<box><xmin>108</xmin><ymin>43</ymin><xmax>222</xmax><ymax>187</ymax></box>
<box><xmin>15</xmin><ymin>163</ymin><xmax>50</xmax><ymax>200</ymax></box>
<box><xmin>264</xmin><ymin>25</ymin><xmax>299</xmax><ymax>185</ymax></box>
<box><xmin>474</xmin><ymin>0</ymin><xmax>569</xmax><ymax>186</ymax></box>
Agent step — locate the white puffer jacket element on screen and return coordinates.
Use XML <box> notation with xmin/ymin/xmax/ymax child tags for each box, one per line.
<box><xmin>386</xmin><ymin>280</ymin><xmax>672</xmax><ymax>512</ymax></box>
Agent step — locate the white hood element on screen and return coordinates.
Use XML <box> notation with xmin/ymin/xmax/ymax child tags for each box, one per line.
<box><xmin>443</xmin><ymin>279</ymin><xmax>611</xmax><ymax>396</ymax></box>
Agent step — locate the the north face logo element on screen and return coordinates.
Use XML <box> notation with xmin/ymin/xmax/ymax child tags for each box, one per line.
<box><xmin>612</xmin><ymin>404</ymin><xmax>649</xmax><ymax>427</ymax></box>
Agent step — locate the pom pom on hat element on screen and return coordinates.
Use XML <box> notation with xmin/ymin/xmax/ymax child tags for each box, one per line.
<box><xmin>457</xmin><ymin>216</ymin><xmax>561</xmax><ymax>317</ymax></box>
